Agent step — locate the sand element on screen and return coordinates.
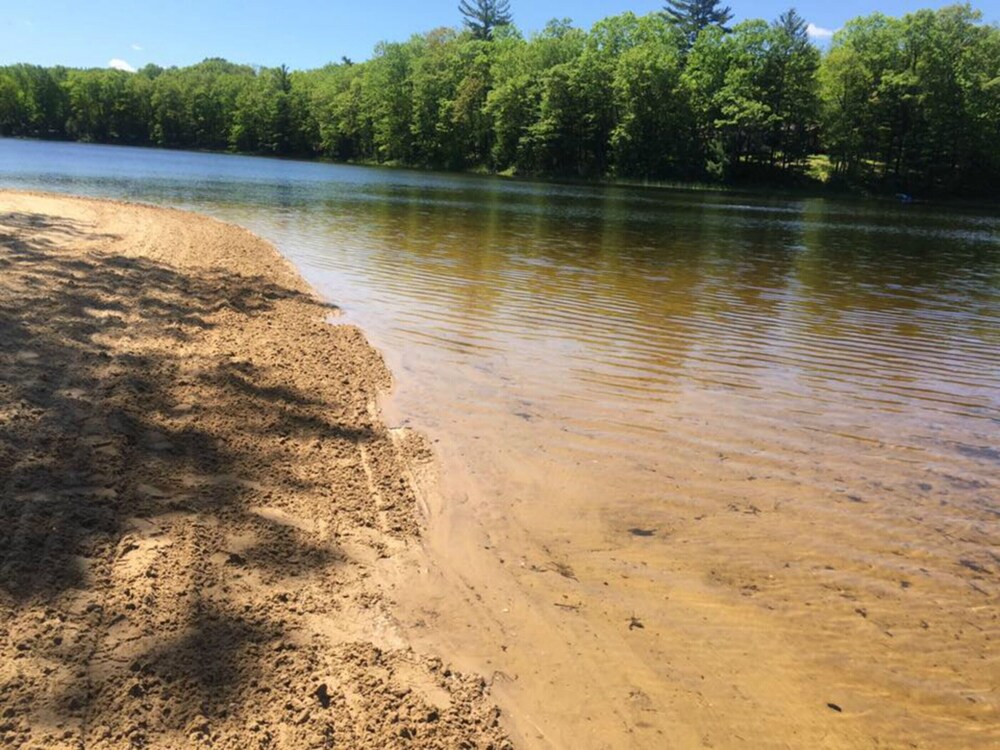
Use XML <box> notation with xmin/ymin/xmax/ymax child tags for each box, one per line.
<box><xmin>0</xmin><ymin>192</ymin><xmax>511</xmax><ymax>749</ymax></box>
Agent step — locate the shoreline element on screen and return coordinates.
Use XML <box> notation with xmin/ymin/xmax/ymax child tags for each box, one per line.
<box><xmin>8</xmin><ymin>136</ymin><xmax>1000</xmax><ymax>207</ymax></box>
<box><xmin>4</xmin><ymin>189</ymin><xmax>996</xmax><ymax>750</ymax></box>
<box><xmin>0</xmin><ymin>191</ymin><xmax>511</xmax><ymax>748</ymax></box>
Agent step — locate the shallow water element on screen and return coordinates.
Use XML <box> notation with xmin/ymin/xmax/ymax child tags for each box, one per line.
<box><xmin>2</xmin><ymin>139</ymin><xmax>998</xmax><ymax>747</ymax></box>
<box><xmin>3</xmin><ymin>141</ymin><xmax>995</xmax><ymax>456</ymax></box>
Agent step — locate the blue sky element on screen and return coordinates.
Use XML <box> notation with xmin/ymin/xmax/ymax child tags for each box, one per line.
<box><xmin>1</xmin><ymin>1</ymin><xmax>996</xmax><ymax>71</ymax></box>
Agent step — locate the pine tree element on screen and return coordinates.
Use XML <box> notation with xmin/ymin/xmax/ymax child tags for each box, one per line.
<box><xmin>664</xmin><ymin>0</ymin><xmax>734</xmax><ymax>48</ymax></box>
<box><xmin>776</xmin><ymin>8</ymin><xmax>808</xmax><ymax>43</ymax></box>
<box><xmin>459</xmin><ymin>0</ymin><xmax>513</xmax><ymax>41</ymax></box>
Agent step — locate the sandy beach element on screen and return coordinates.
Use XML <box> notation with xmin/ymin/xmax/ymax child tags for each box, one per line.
<box><xmin>0</xmin><ymin>192</ymin><xmax>510</xmax><ymax>749</ymax></box>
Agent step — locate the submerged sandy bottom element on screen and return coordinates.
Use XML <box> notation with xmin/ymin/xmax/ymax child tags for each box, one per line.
<box><xmin>0</xmin><ymin>192</ymin><xmax>509</xmax><ymax>749</ymax></box>
<box><xmin>376</xmin><ymin>267</ymin><xmax>999</xmax><ymax>746</ymax></box>
<box><xmin>390</xmin><ymin>398</ymin><xmax>998</xmax><ymax>749</ymax></box>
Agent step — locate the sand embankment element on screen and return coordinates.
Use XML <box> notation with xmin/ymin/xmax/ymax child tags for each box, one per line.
<box><xmin>0</xmin><ymin>192</ymin><xmax>510</xmax><ymax>749</ymax></box>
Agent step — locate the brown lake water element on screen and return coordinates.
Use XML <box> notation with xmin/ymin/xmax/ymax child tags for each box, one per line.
<box><xmin>2</xmin><ymin>139</ymin><xmax>998</xmax><ymax>748</ymax></box>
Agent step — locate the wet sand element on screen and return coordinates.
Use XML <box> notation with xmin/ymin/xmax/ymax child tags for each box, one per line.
<box><xmin>0</xmin><ymin>192</ymin><xmax>509</xmax><ymax>749</ymax></box>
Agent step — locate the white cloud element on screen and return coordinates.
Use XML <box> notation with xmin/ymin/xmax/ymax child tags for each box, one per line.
<box><xmin>108</xmin><ymin>58</ymin><xmax>136</xmax><ymax>72</ymax></box>
<box><xmin>807</xmin><ymin>23</ymin><xmax>835</xmax><ymax>40</ymax></box>
<box><xmin>130</xmin><ymin>43</ymin><xmax>143</xmax><ymax>51</ymax></box>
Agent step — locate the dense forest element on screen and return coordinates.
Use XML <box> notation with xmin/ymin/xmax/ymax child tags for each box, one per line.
<box><xmin>1</xmin><ymin>2</ymin><xmax>998</xmax><ymax>195</ymax></box>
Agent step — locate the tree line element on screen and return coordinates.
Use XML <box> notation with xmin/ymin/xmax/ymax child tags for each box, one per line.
<box><xmin>0</xmin><ymin>2</ymin><xmax>997</xmax><ymax>195</ymax></box>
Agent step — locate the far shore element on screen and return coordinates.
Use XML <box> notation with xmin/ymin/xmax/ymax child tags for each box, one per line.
<box><xmin>8</xmin><ymin>134</ymin><xmax>996</xmax><ymax>206</ymax></box>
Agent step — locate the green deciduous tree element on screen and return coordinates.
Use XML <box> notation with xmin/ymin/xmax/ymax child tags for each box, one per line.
<box><xmin>684</xmin><ymin>14</ymin><xmax>820</xmax><ymax>179</ymax></box>
<box><xmin>364</xmin><ymin>41</ymin><xmax>416</xmax><ymax>162</ymax></box>
<box><xmin>0</xmin><ymin>73</ymin><xmax>20</xmax><ymax>135</ymax></box>
<box><xmin>229</xmin><ymin>65</ymin><xmax>294</xmax><ymax>154</ymax></box>
<box><xmin>819</xmin><ymin>4</ymin><xmax>1000</xmax><ymax>192</ymax></box>
<box><xmin>611</xmin><ymin>41</ymin><xmax>693</xmax><ymax>178</ymax></box>
<box><xmin>64</xmin><ymin>69</ymin><xmax>149</xmax><ymax>143</ymax></box>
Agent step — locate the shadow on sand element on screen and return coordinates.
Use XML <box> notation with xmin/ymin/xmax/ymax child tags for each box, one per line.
<box><xmin>0</xmin><ymin>210</ymin><xmax>365</xmax><ymax>742</ymax></box>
